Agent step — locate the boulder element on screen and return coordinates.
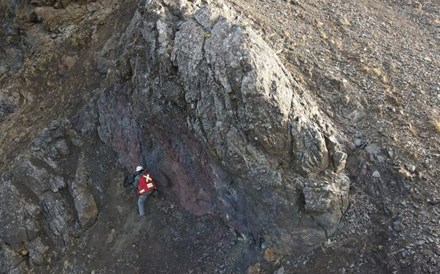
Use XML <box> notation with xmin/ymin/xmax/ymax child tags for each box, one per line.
<box><xmin>69</xmin><ymin>155</ymin><xmax>98</xmax><ymax>229</ymax></box>
<box><xmin>297</xmin><ymin>172</ymin><xmax>350</xmax><ymax>233</ymax></box>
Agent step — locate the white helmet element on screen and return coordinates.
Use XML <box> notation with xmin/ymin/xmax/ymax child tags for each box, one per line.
<box><xmin>135</xmin><ymin>166</ymin><xmax>143</xmax><ymax>172</ymax></box>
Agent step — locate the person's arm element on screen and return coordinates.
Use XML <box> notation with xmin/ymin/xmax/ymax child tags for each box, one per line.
<box><xmin>133</xmin><ymin>173</ymin><xmax>141</xmax><ymax>189</ymax></box>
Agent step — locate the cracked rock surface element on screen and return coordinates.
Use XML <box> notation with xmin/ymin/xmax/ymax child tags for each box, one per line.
<box><xmin>0</xmin><ymin>0</ymin><xmax>438</xmax><ymax>273</ymax></box>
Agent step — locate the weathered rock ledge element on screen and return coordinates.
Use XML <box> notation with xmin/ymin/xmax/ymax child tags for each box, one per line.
<box><xmin>0</xmin><ymin>0</ymin><xmax>353</xmax><ymax>272</ymax></box>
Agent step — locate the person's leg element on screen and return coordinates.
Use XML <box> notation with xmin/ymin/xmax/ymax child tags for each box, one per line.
<box><xmin>138</xmin><ymin>194</ymin><xmax>147</xmax><ymax>216</ymax></box>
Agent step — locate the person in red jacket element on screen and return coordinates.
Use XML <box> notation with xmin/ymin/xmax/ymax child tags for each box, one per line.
<box><xmin>133</xmin><ymin>166</ymin><xmax>157</xmax><ymax>216</ymax></box>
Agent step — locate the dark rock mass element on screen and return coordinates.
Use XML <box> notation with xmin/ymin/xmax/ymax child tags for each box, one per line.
<box><xmin>1</xmin><ymin>0</ymin><xmax>439</xmax><ymax>273</ymax></box>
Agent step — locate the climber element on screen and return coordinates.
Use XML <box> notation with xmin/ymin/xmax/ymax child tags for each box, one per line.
<box><xmin>131</xmin><ymin>166</ymin><xmax>158</xmax><ymax>216</ymax></box>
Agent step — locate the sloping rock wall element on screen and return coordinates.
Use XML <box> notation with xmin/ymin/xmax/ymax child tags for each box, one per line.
<box><xmin>93</xmin><ymin>0</ymin><xmax>351</xmax><ymax>252</ymax></box>
<box><xmin>0</xmin><ymin>0</ymin><xmax>352</xmax><ymax>272</ymax></box>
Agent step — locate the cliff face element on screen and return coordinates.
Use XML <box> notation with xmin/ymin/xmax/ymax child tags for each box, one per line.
<box><xmin>105</xmin><ymin>0</ymin><xmax>351</xmax><ymax>242</ymax></box>
<box><xmin>1</xmin><ymin>0</ymin><xmax>439</xmax><ymax>273</ymax></box>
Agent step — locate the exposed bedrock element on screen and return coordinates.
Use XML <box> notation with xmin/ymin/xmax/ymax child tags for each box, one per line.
<box><xmin>0</xmin><ymin>1</ymin><xmax>351</xmax><ymax>270</ymax></box>
<box><xmin>94</xmin><ymin>0</ymin><xmax>350</xmax><ymax>253</ymax></box>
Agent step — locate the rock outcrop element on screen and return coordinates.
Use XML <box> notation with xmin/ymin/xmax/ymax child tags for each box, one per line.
<box><xmin>0</xmin><ymin>0</ymin><xmax>354</xmax><ymax>272</ymax></box>
<box><xmin>93</xmin><ymin>0</ymin><xmax>351</xmax><ymax>253</ymax></box>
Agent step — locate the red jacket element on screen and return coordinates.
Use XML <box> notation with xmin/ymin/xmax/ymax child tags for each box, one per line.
<box><xmin>137</xmin><ymin>172</ymin><xmax>157</xmax><ymax>195</ymax></box>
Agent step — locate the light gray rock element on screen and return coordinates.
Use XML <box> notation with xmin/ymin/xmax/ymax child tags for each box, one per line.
<box><xmin>333</xmin><ymin>151</ymin><xmax>347</xmax><ymax>174</ymax></box>
<box><xmin>54</xmin><ymin>139</ymin><xmax>70</xmax><ymax>156</ymax></box>
<box><xmin>354</xmin><ymin>138</ymin><xmax>363</xmax><ymax>147</ymax></box>
<box><xmin>18</xmin><ymin>159</ymin><xmax>66</xmax><ymax>194</ymax></box>
<box><xmin>40</xmin><ymin>192</ymin><xmax>71</xmax><ymax>244</ymax></box>
<box><xmin>69</xmin><ymin>155</ymin><xmax>98</xmax><ymax>229</ymax></box>
<box><xmin>406</xmin><ymin>165</ymin><xmax>416</xmax><ymax>173</ymax></box>
<box><xmin>274</xmin><ymin>266</ymin><xmax>285</xmax><ymax>274</ymax></box>
<box><xmin>372</xmin><ymin>170</ymin><xmax>381</xmax><ymax>178</ymax></box>
<box><xmin>28</xmin><ymin>237</ymin><xmax>49</xmax><ymax>266</ymax></box>
<box><xmin>297</xmin><ymin>172</ymin><xmax>350</xmax><ymax>231</ymax></box>
<box><xmin>393</xmin><ymin>221</ymin><xmax>405</xmax><ymax>232</ymax></box>
<box><xmin>72</xmin><ymin>190</ymin><xmax>98</xmax><ymax>229</ymax></box>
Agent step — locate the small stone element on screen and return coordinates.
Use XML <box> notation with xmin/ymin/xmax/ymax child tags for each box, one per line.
<box><xmin>393</xmin><ymin>221</ymin><xmax>405</xmax><ymax>232</ymax></box>
<box><xmin>20</xmin><ymin>249</ymin><xmax>29</xmax><ymax>256</ymax></box>
<box><xmin>372</xmin><ymin>170</ymin><xmax>381</xmax><ymax>178</ymax></box>
<box><xmin>354</xmin><ymin>138</ymin><xmax>363</xmax><ymax>147</ymax></box>
<box><xmin>54</xmin><ymin>139</ymin><xmax>70</xmax><ymax>156</ymax></box>
<box><xmin>87</xmin><ymin>3</ymin><xmax>97</xmax><ymax>12</ymax></box>
<box><xmin>413</xmin><ymin>1</ymin><xmax>422</xmax><ymax>10</ymax></box>
<box><xmin>53</xmin><ymin>1</ymin><xmax>63</xmax><ymax>9</ymax></box>
<box><xmin>274</xmin><ymin>266</ymin><xmax>285</xmax><ymax>274</ymax></box>
<box><xmin>62</xmin><ymin>56</ymin><xmax>77</xmax><ymax>69</ymax></box>
<box><xmin>406</xmin><ymin>165</ymin><xmax>416</xmax><ymax>173</ymax></box>
<box><xmin>402</xmin><ymin>250</ymin><xmax>410</xmax><ymax>258</ymax></box>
